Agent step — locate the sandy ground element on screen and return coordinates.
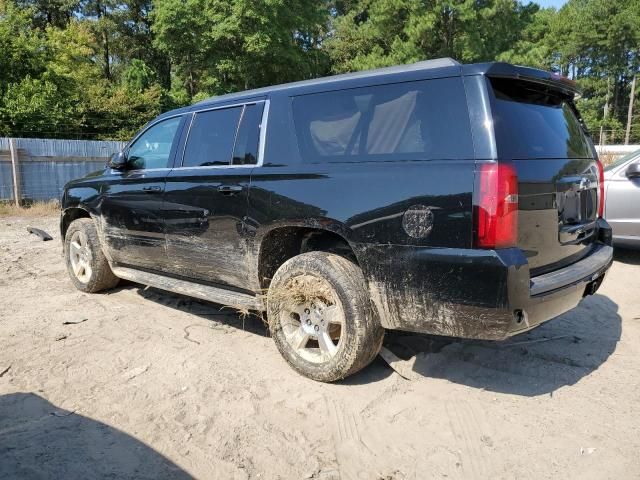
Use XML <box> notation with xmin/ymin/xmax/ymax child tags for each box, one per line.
<box><xmin>1</xmin><ymin>214</ymin><xmax>639</xmax><ymax>480</ymax></box>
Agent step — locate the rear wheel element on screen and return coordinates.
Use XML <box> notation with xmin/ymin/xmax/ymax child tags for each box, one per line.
<box><xmin>268</xmin><ymin>251</ymin><xmax>384</xmax><ymax>382</ymax></box>
<box><xmin>64</xmin><ymin>218</ymin><xmax>119</xmax><ymax>293</ymax></box>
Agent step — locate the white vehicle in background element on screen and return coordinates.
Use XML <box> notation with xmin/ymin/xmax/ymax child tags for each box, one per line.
<box><xmin>604</xmin><ymin>149</ymin><xmax>640</xmax><ymax>249</ymax></box>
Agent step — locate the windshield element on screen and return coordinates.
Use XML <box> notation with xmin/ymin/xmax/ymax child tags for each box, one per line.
<box><xmin>489</xmin><ymin>77</ymin><xmax>593</xmax><ymax>160</ymax></box>
<box><xmin>604</xmin><ymin>149</ymin><xmax>640</xmax><ymax>171</ymax></box>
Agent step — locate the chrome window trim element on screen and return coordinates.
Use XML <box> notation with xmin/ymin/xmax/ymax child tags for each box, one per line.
<box><xmin>192</xmin><ymin>100</ymin><xmax>262</xmax><ymax>114</ymax></box>
<box><xmin>176</xmin><ymin>99</ymin><xmax>269</xmax><ymax>170</ymax></box>
<box><xmin>178</xmin><ymin>112</ymin><xmax>196</xmax><ymax>169</ymax></box>
<box><xmin>171</xmin><ymin>164</ymin><xmax>256</xmax><ymax>171</ymax></box>
<box><xmin>257</xmin><ymin>99</ymin><xmax>270</xmax><ymax>167</ymax></box>
<box><xmin>115</xmin><ymin>167</ymin><xmax>173</xmax><ymax>174</ymax></box>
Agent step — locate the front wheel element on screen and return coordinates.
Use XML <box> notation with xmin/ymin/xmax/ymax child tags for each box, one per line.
<box><xmin>268</xmin><ymin>251</ymin><xmax>384</xmax><ymax>382</ymax></box>
<box><xmin>64</xmin><ymin>218</ymin><xmax>119</xmax><ymax>293</ymax></box>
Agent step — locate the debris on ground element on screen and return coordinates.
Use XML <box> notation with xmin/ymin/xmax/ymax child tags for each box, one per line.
<box><xmin>62</xmin><ymin>318</ymin><xmax>88</xmax><ymax>325</ymax></box>
<box><xmin>50</xmin><ymin>409</ymin><xmax>76</xmax><ymax>417</ymax></box>
<box><xmin>0</xmin><ymin>365</ymin><xmax>11</xmax><ymax>377</ymax></box>
<box><xmin>26</xmin><ymin>227</ymin><xmax>53</xmax><ymax>241</ymax></box>
<box><xmin>500</xmin><ymin>335</ymin><xmax>572</xmax><ymax>348</ymax></box>
<box><xmin>183</xmin><ymin>324</ymin><xmax>202</xmax><ymax>344</ymax></box>
<box><xmin>378</xmin><ymin>347</ymin><xmax>417</xmax><ymax>380</ymax></box>
<box><xmin>123</xmin><ymin>364</ymin><xmax>150</xmax><ymax>380</ymax></box>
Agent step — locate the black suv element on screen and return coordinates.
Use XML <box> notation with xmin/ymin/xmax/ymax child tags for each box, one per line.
<box><xmin>61</xmin><ymin>58</ymin><xmax>613</xmax><ymax>382</ymax></box>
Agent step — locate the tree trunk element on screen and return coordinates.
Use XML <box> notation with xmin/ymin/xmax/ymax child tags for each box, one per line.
<box><xmin>95</xmin><ymin>1</ymin><xmax>111</xmax><ymax>80</ymax></box>
<box><xmin>625</xmin><ymin>74</ymin><xmax>637</xmax><ymax>145</ymax></box>
<box><xmin>602</xmin><ymin>76</ymin><xmax>611</xmax><ymax>146</ymax></box>
<box><xmin>102</xmin><ymin>29</ymin><xmax>111</xmax><ymax>80</ymax></box>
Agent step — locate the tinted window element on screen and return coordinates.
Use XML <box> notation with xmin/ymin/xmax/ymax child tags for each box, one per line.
<box><xmin>490</xmin><ymin>77</ymin><xmax>593</xmax><ymax>159</ymax></box>
<box><xmin>128</xmin><ymin>116</ymin><xmax>182</xmax><ymax>170</ymax></box>
<box><xmin>183</xmin><ymin>107</ymin><xmax>242</xmax><ymax>167</ymax></box>
<box><xmin>232</xmin><ymin>103</ymin><xmax>264</xmax><ymax>165</ymax></box>
<box><xmin>292</xmin><ymin>78</ymin><xmax>473</xmax><ymax>163</ymax></box>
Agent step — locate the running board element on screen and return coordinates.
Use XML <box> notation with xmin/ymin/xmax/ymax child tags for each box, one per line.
<box><xmin>111</xmin><ymin>266</ymin><xmax>263</xmax><ymax>310</ymax></box>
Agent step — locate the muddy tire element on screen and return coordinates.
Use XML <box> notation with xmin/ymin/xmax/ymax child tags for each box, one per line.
<box><xmin>64</xmin><ymin>218</ymin><xmax>119</xmax><ymax>293</ymax></box>
<box><xmin>268</xmin><ymin>251</ymin><xmax>384</xmax><ymax>382</ymax></box>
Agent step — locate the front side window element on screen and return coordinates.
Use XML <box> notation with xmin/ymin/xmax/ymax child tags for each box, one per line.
<box><xmin>182</xmin><ymin>107</ymin><xmax>243</xmax><ymax>167</ymax></box>
<box><xmin>127</xmin><ymin>116</ymin><xmax>182</xmax><ymax>170</ymax></box>
<box><xmin>292</xmin><ymin>78</ymin><xmax>473</xmax><ymax>163</ymax></box>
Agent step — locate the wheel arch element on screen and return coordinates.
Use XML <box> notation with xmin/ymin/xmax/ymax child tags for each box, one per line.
<box><xmin>60</xmin><ymin>207</ymin><xmax>92</xmax><ymax>240</ymax></box>
<box><xmin>256</xmin><ymin>223</ymin><xmax>360</xmax><ymax>290</ymax></box>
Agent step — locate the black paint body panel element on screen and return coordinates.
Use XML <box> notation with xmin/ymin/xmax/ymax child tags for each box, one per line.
<box><xmin>60</xmin><ymin>60</ymin><xmax>614</xmax><ymax>340</ymax></box>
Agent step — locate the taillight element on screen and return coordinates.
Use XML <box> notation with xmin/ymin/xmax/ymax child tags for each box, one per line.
<box><xmin>596</xmin><ymin>158</ymin><xmax>605</xmax><ymax>218</ymax></box>
<box><xmin>474</xmin><ymin>162</ymin><xmax>519</xmax><ymax>249</ymax></box>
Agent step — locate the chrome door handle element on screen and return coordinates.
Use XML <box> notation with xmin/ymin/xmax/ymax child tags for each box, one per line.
<box><xmin>217</xmin><ymin>185</ymin><xmax>243</xmax><ymax>195</ymax></box>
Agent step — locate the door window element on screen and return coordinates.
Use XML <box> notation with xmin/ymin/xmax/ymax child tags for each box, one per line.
<box><xmin>292</xmin><ymin>78</ymin><xmax>473</xmax><ymax>163</ymax></box>
<box><xmin>232</xmin><ymin>103</ymin><xmax>264</xmax><ymax>165</ymax></box>
<box><xmin>127</xmin><ymin>116</ymin><xmax>182</xmax><ymax>170</ymax></box>
<box><xmin>183</xmin><ymin>107</ymin><xmax>243</xmax><ymax>167</ymax></box>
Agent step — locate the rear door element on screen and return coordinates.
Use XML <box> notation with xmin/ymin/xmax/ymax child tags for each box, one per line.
<box><xmin>162</xmin><ymin>101</ymin><xmax>265</xmax><ymax>287</ymax></box>
<box><xmin>487</xmin><ymin>77</ymin><xmax>600</xmax><ymax>275</ymax></box>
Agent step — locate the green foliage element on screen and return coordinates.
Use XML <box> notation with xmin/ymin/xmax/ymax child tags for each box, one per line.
<box><xmin>0</xmin><ymin>0</ymin><xmax>639</xmax><ymax>142</ymax></box>
<box><xmin>123</xmin><ymin>59</ymin><xmax>157</xmax><ymax>92</ymax></box>
<box><xmin>0</xmin><ymin>2</ymin><xmax>47</xmax><ymax>90</ymax></box>
<box><xmin>0</xmin><ymin>76</ymin><xmax>74</xmax><ymax>136</ymax></box>
<box><xmin>326</xmin><ymin>0</ymin><xmax>538</xmax><ymax>72</ymax></box>
<box><xmin>151</xmin><ymin>0</ymin><xmax>330</xmax><ymax>97</ymax></box>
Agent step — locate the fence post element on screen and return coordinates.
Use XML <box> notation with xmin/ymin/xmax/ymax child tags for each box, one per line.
<box><xmin>9</xmin><ymin>138</ymin><xmax>21</xmax><ymax>206</ymax></box>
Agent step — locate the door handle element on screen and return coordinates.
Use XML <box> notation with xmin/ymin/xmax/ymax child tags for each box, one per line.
<box><xmin>217</xmin><ymin>184</ymin><xmax>244</xmax><ymax>195</ymax></box>
<box><xmin>142</xmin><ymin>185</ymin><xmax>162</xmax><ymax>193</ymax></box>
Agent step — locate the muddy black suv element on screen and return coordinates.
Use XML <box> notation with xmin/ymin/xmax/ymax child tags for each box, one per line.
<box><xmin>61</xmin><ymin>58</ymin><xmax>613</xmax><ymax>382</ymax></box>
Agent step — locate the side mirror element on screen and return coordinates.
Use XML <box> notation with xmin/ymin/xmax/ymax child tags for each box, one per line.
<box><xmin>108</xmin><ymin>151</ymin><xmax>128</xmax><ymax>170</ymax></box>
<box><xmin>625</xmin><ymin>162</ymin><xmax>640</xmax><ymax>179</ymax></box>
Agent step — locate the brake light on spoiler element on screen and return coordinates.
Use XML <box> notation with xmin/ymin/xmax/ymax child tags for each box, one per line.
<box><xmin>474</xmin><ymin>163</ymin><xmax>519</xmax><ymax>249</ymax></box>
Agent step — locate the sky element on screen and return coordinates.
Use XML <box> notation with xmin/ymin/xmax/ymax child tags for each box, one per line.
<box><xmin>535</xmin><ymin>0</ymin><xmax>568</xmax><ymax>8</ymax></box>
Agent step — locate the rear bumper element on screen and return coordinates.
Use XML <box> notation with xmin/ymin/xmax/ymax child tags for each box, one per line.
<box><xmin>357</xmin><ymin>219</ymin><xmax>614</xmax><ymax>340</ymax></box>
<box><xmin>508</xmin><ymin>243</ymin><xmax>612</xmax><ymax>337</ymax></box>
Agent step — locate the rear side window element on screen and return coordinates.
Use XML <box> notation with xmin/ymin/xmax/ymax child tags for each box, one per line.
<box><xmin>183</xmin><ymin>107</ymin><xmax>242</xmax><ymax>167</ymax></box>
<box><xmin>292</xmin><ymin>78</ymin><xmax>473</xmax><ymax>163</ymax></box>
<box><xmin>489</xmin><ymin>77</ymin><xmax>593</xmax><ymax>159</ymax></box>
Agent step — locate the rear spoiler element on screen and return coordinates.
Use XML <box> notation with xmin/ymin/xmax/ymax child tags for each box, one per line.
<box><xmin>462</xmin><ymin>62</ymin><xmax>581</xmax><ymax>98</ymax></box>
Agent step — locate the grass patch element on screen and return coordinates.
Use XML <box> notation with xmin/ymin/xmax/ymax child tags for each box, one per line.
<box><xmin>0</xmin><ymin>200</ymin><xmax>60</xmax><ymax>217</ymax></box>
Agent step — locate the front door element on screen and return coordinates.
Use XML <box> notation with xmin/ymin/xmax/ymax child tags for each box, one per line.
<box><xmin>163</xmin><ymin>101</ymin><xmax>265</xmax><ymax>290</ymax></box>
<box><xmin>100</xmin><ymin>115</ymin><xmax>184</xmax><ymax>271</ymax></box>
<box><xmin>606</xmin><ymin>156</ymin><xmax>640</xmax><ymax>243</ymax></box>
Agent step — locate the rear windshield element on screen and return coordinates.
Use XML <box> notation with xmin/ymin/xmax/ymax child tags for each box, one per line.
<box><xmin>489</xmin><ymin>77</ymin><xmax>593</xmax><ymax>159</ymax></box>
<box><xmin>292</xmin><ymin>77</ymin><xmax>474</xmax><ymax>163</ymax></box>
